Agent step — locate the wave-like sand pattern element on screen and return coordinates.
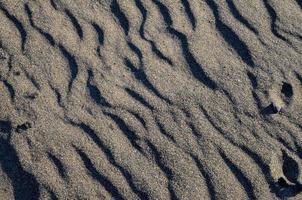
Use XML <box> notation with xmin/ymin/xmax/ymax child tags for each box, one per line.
<box><xmin>0</xmin><ymin>0</ymin><xmax>302</xmax><ymax>199</ymax></box>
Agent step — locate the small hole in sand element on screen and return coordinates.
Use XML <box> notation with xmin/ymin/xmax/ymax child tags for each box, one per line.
<box><xmin>281</xmin><ymin>82</ymin><xmax>293</xmax><ymax>98</ymax></box>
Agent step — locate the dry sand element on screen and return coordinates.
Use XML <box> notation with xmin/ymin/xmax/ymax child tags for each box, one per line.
<box><xmin>0</xmin><ymin>0</ymin><xmax>302</xmax><ymax>199</ymax></box>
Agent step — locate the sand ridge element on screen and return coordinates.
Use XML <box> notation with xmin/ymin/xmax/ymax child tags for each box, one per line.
<box><xmin>0</xmin><ymin>0</ymin><xmax>302</xmax><ymax>199</ymax></box>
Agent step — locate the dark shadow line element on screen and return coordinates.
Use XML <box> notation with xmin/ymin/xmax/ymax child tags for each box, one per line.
<box><xmin>127</xmin><ymin>42</ymin><xmax>143</xmax><ymax>61</ymax></box>
<box><xmin>134</xmin><ymin>0</ymin><xmax>173</xmax><ymax>65</ymax></box>
<box><xmin>103</xmin><ymin>112</ymin><xmax>142</xmax><ymax>153</ymax></box>
<box><xmin>2</xmin><ymin>80</ymin><xmax>15</xmax><ymax>101</ymax></box>
<box><xmin>152</xmin><ymin>0</ymin><xmax>218</xmax><ymax>89</ymax></box>
<box><xmin>49</xmin><ymin>0</ymin><xmax>58</xmax><ymax>10</ymax></box>
<box><xmin>23</xmin><ymin>70</ymin><xmax>41</xmax><ymax>90</ymax></box>
<box><xmin>127</xmin><ymin>110</ymin><xmax>147</xmax><ymax>129</ymax></box>
<box><xmin>191</xmin><ymin>155</ymin><xmax>217</xmax><ymax>200</ymax></box>
<box><xmin>262</xmin><ymin>0</ymin><xmax>290</xmax><ymax>43</ymax></box>
<box><xmin>24</xmin><ymin>3</ymin><xmax>55</xmax><ymax>46</ymax></box>
<box><xmin>247</xmin><ymin>71</ymin><xmax>258</xmax><ymax>89</ymax></box>
<box><xmin>110</xmin><ymin>0</ymin><xmax>129</xmax><ymax>36</ymax></box>
<box><xmin>145</xmin><ymin>140</ymin><xmax>178</xmax><ymax>199</ymax></box>
<box><xmin>64</xmin><ymin>9</ymin><xmax>83</xmax><ymax>39</ymax></box>
<box><xmin>239</xmin><ymin>146</ymin><xmax>278</xmax><ymax>195</ymax></box>
<box><xmin>75</xmin><ymin>148</ymin><xmax>125</xmax><ymax>200</ymax></box>
<box><xmin>168</xmin><ymin>27</ymin><xmax>218</xmax><ymax>90</ymax></box>
<box><xmin>205</xmin><ymin>0</ymin><xmax>255</xmax><ymax>67</ymax></box>
<box><xmin>218</xmin><ymin>150</ymin><xmax>257</xmax><ymax>200</ymax></box>
<box><xmin>125</xmin><ymin>87</ymin><xmax>154</xmax><ymax>111</ymax></box>
<box><xmin>0</xmin><ymin>3</ymin><xmax>27</xmax><ymax>52</ymax></box>
<box><xmin>92</xmin><ymin>22</ymin><xmax>104</xmax><ymax>46</ymax></box>
<box><xmin>73</xmin><ymin>122</ymin><xmax>149</xmax><ymax>199</ymax></box>
<box><xmin>124</xmin><ymin>58</ymin><xmax>172</xmax><ymax>104</ymax></box>
<box><xmin>155</xmin><ymin>118</ymin><xmax>176</xmax><ymax>143</ymax></box>
<box><xmin>295</xmin><ymin>72</ymin><xmax>302</xmax><ymax>85</ymax></box>
<box><xmin>87</xmin><ymin>69</ymin><xmax>111</xmax><ymax>107</ymax></box>
<box><xmin>49</xmin><ymin>83</ymin><xmax>63</xmax><ymax>107</ymax></box>
<box><xmin>225</xmin><ymin>0</ymin><xmax>258</xmax><ymax>34</ymax></box>
<box><xmin>0</xmin><ymin>138</ymin><xmax>40</xmax><ymax>200</ymax></box>
<box><xmin>47</xmin><ymin>152</ymin><xmax>67</xmax><ymax>180</ymax></box>
<box><xmin>152</xmin><ymin>0</ymin><xmax>173</xmax><ymax>26</ymax></box>
<box><xmin>181</xmin><ymin>0</ymin><xmax>196</xmax><ymax>30</ymax></box>
<box><xmin>58</xmin><ymin>44</ymin><xmax>78</xmax><ymax>92</ymax></box>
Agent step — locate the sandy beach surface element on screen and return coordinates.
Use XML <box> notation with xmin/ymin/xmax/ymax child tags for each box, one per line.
<box><xmin>0</xmin><ymin>0</ymin><xmax>302</xmax><ymax>199</ymax></box>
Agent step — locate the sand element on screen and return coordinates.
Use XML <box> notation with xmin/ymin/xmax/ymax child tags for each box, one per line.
<box><xmin>0</xmin><ymin>0</ymin><xmax>301</xmax><ymax>199</ymax></box>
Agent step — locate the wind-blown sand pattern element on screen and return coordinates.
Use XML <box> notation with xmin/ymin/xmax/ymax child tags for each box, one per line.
<box><xmin>0</xmin><ymin>0</ymin><xmax>301</xmax><ymax>199</ymax></box>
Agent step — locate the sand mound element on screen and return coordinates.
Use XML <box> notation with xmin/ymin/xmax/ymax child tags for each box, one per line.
<box><xmin>0</xmin><ymin>0</ymin><xmax>302</xmax><ymax>199</ymax></box>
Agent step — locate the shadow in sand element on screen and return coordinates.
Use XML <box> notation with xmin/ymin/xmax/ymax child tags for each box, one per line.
<box><xmin>260</xmin><ymin>103</ymin><xmax>279</xmax><ymax>115</ymax></box>
<box><xmin>0</xmin><ymin>135</ymin><xmax>40</xmax><ymax>200</ymax></box>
